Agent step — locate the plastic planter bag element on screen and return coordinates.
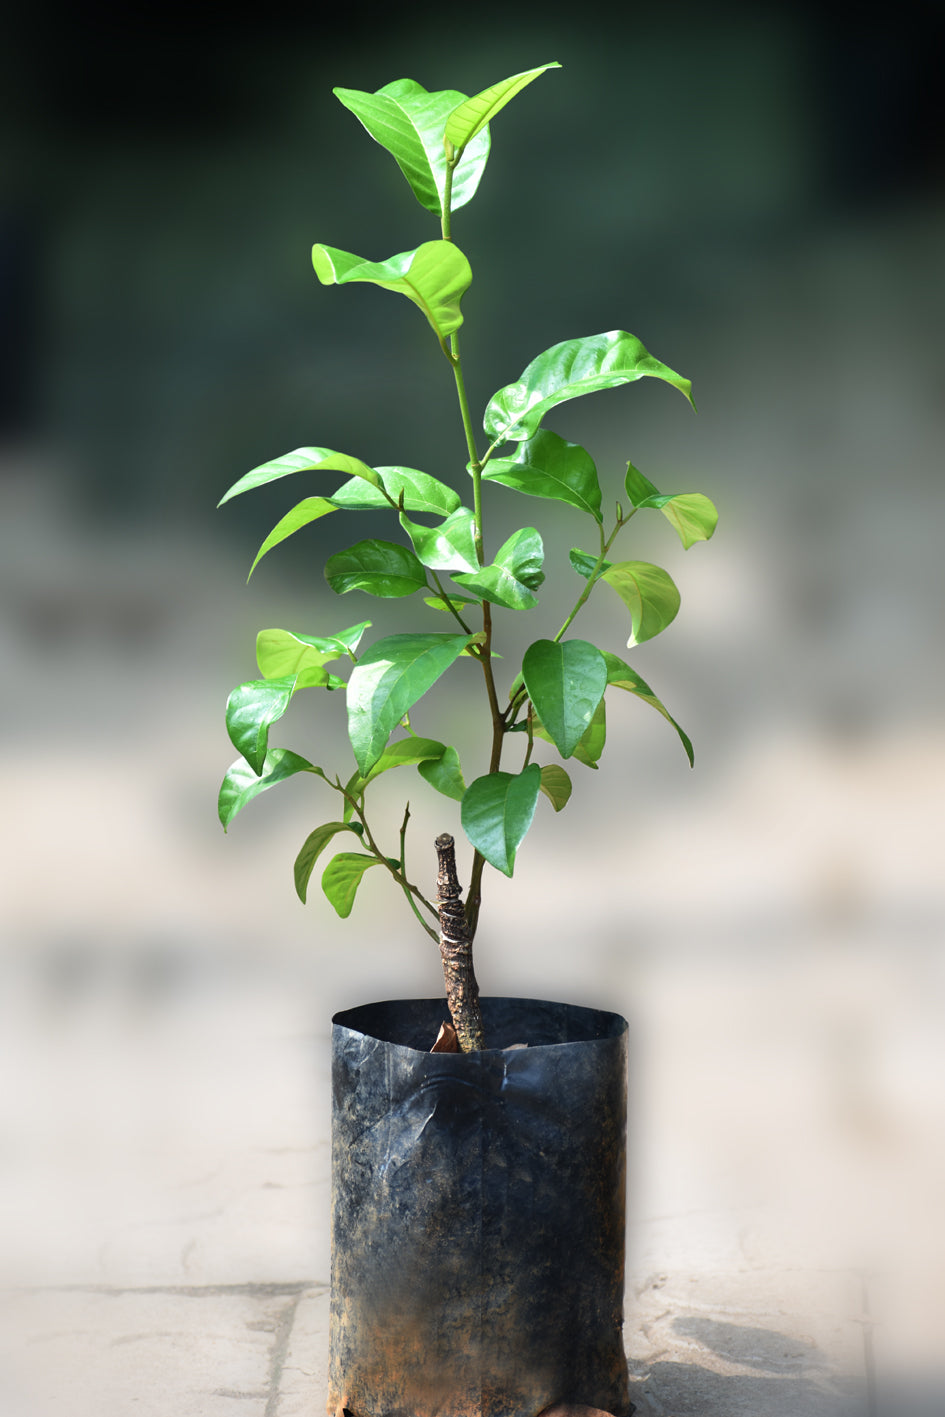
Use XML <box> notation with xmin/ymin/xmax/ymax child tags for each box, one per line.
<box><xmin>328</xmin><ymin>996</ymin><xmax>630</xmax><ymax>1417</ymax></box>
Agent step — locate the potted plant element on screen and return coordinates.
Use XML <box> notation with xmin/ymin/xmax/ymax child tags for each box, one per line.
<box><xmin>218</xmin><ymin>63</ymin><xmax>717</xmax><ymax>1417</ymax></box>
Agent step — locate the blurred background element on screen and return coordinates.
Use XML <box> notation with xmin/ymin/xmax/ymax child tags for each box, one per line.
<box><xmin>2</xmin><ymin>0</ymin><xmax>943</xmax><ymax>1399</ymax></box>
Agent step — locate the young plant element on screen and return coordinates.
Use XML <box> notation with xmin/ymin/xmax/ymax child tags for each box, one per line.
<box><xmin>219</xmin><ymin>64</ymin><xmax>717</xmax><ymax>1050</ymax></box>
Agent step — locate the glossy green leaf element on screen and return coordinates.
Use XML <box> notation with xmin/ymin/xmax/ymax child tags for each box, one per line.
<box><xmin>256</xmin><ymin>627</ymin><xmax>365</xmax><ymax>688</ymax></box>
<box><xmin>483</xmin><ymin>429</ymin><xmax>603</xmax><ymax>522</ymax></box>
<box><xmin>569</xmin><ymin>547</ymin><xmax>611</xmax><ymax>581</ymax></box>
<box><xmin>325</xmin><ymin>540</ymin><xmax>428</xmax><ymax>598</ymax></box>
<box><xmin>484</xmin><ymin>330</ymin><xmax>694</xmax><ymax>445</ymax></box>
<box><xmin>444</xmin><ymin>63</ymin><xmax>561</xmax><ymax>152</ymax></box>
<box><xmin>294</xmin><ymin>822</ymin><xmax>360</xmax><ymax>903</ymax></box>
<box><xmin>312</xmin><ymin>241</ymin><xmax>471</xmax><ymax>342</ymax></box>
<box><xmin>423</xmin><ymin>591</ymin><xmax>480</xmax><ymax>613</ymax></box>
<box><xmin>624</xmin><ymin>460</ymin><xmax>661</xmax><ymax>505</ymax></box>
<box><xmin>330</xmin><ymin>466</ymin><xmax>460</xmax><ymax>517</ymax></box>
<box><xmin>603</xmin><ymin>651</ymin><xmax>694</xmax><ymax>766</ymax></box>
<box><xmin>539</xmin><ymin>763</ymin><xmax>572</xmax><ymax>812</ymax></box>
<box><xmin>248</xmin><ymin>497</ymin><xmax>337</xmax><ymax>578</ymax></box>
<box><xmin>400</xmin><ymin>506</ymin><xmax>479</xmax><ymax>573</ymax></box>
<box><xmin>601</xmin><ymin>561</ymin><xmax>681</xmax><ymax>647</ymax></box>
<box><xmin>451</xmin><ymin>527</ymin><xmax>544</xmax><ymax>610</ymax></box>
<box><xmin>460</xmin><ymin>764</ymin><xmax>542</xmax><ymax>877</ymax></box>
<box><xmin>330</xmin><ymin>622</ymin><xmax>372</xmax><ymax>655</ymax></box>
<box><xmin>571</xmin><ymin>698</ymin><xmax>607</xmax><ymax>767</ymax></box>
<box><xmin>418</xmin><ymin>744</ymin><xmax>466</xmax><ymax>801</ymax></box>
<box><xmin>625</xmin><ymin>462</ymin><xmax>718</xmax><ymax>547</ymax></box>
<box><xmin>643</xmin><ymin>492</ymin><xmax>719</xmax><ymax>549</ymax></box>
<box><xmin>218</xmin><ymin>447</ymin><xmax>379</xmax><ymax>506</ymax></box>
<box><xmin>530</xmin><ymin>698</ymin><xmax>606</xmax><ymax>768</ymax></box>
<box><xmin>347</xmin><ymin>632</ymin><xmax>474</xmax><ymax>774</ymax></box>
<box><xmin>495</xmin><ymin>527</ymin><xmax>544</xmax><ymax>586</ymax></box>
<box><xmin>321</xmin><ymin>853</ymin><xmax>384</xmax><ymax>918</ymax></box>
<box><xmin>351</xmin><ymin>736</ymin><xmax>448</xmax><ymax>794</ymax></box>
<box><xmin>218</xmin><ymin>749</ymin><xmax>318</xmax><ymax>831</ymax></box>
<box><xmin>225</xmin><ymin>676</ymin><xmax>297</xmax><ymax>775</ymax></box>
<box><xmin>521</xmin><ymin>639</ymin><xmax>608</xmax><ymax>759</ymax></box>
<box><xmin>450</xmin><ymin>564</ymin><xmax>534</xmax><ymax>610</ymax></box>
<box><xmin>334</xmin><ymin>79</ymin><xmax>491</xmax><ymax>216</ymax></box>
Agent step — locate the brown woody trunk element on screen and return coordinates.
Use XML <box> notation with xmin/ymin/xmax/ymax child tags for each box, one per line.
<box><xmin>434</xmin><ymin>833</ymin><xmax>485</xmax><ymax>1051</ymax></box>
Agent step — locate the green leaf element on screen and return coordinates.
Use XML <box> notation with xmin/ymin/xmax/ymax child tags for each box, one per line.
<box><xmin>352</xmin><ymin>735</ymin><xmax>449</xmax><ymax>793</ymax></box>
<box><xmin>569</xmin><ymin>547</ymin><xmax>611</xmax><ymax>581</ymax></box>
<box><xmin>330</xmin><ymin>622</ymin><xmax>372</xmax><ymax>655</ymax></box>
<box><xmin>347</xmin><ymin>632</ymin><xmax>474</xmax><ymax>774</ymax></box>
<box><xmin>321</xmin><ymin>853</ymin><xmax>384</xmax><ymax>918</ymax></box>
<box><xmin>530</xmin><ymin>700</ymin><xmax>606</xmax><ymax>768</ymax></box>
<box><xmin>256</xmin><ymin>627</ymin><xmax>366</xmax><ymax>688</ymax></box>
<box><xmin>521</xmin><ymin>639</ymin><xmax>608</xmax><ymax>759</ymax></box>
<box><xmin>248</xmin><ymin>497</ymin><xmax>337</xmax><ymax>578</ymax></box>
<box><xmin>625</xmin><ymin>462</ymin><xmax>718</xmax><ymax>548</ymax></box>
<box><xmin>400</xmin><ymin>506</ymin><xmax>479</xmax><ymax>573</ymax></box>
<box><xmin>539</xmin><ymin>763</ymin><xmax>572</xmax><ymax>812</ymax></box>
<box><xmin>325</xmin><ymin>539</ymin><xmax>428</xmax><ymax>598</ymax></box>
<box><xmin>601</xmin><ymin>561</ymin><xmax>681</xmax><ymax>647</ymax></box>
<box><xmin>451</xmin><ymin>564</ymin><xmax>536</xmax><ymax>610</ymax></box>
<box><xmin>624</xmin><ymin>460</ymin><xmax>661</xmax><ymax>505</ymax></box>
<box><xmin>334</xmin><ymin>79</ymin><xmax>491</xmax><ymax>217</ymax></box>
<box><xmin>644</xmin><ymin>492</ymin><xmax>719</xmax><ymax>550</ymax></box>
<box><xmin>418</xmin><ymin>744</ymin><xmax>466</xmax><ymax>801</ymax></box>
<box><xmin>444</xmin><ymin>63</ymin><xmax>561</xmax><ymax>151</ymax></box>
<box><xmin>423</xmin><ymin>591</ymin><xmax>480</xmax><ymax>613</ymax></box>
<box><xmin>294</xmin><ymin>822</ymin><xmax>360</xmax><ymax>903</ymax></box>
<box><xmin>312</xmin><ymin>241</ymin><xmax>472</xmax><ymax>342</ymax></box>
<box><xmin>218</xmin><ymin>447</ymin><xmax>379</xmax><ymax>506</ymax></box>
<box><xmin>218</xmin><ymin>749</ymin><xmax>318</xmax><ymax>831</ymax></box>
<box><xmin>500</xmin><ymin>527</ymin><xmax>544</xmax><ymax>587</ymax></box>
<box><xmin>483</xmin><ymin>430</ymin><xmax>603</xmax><ymax>522</ymax></box>
<box><xmin>451</xmin><ymin>527</ymin><xmax>544</xmax><ymax>611</ymax></box>
<box><xmin>571</xmin><ymin>698</ymin><xmax>606</xmax><ymax>767</ymax></box>
<box><xmin>225</xmin><ymin>676</ymin><xmax>297</xmax><ymax>775</ymax></box>
<box><xmin>603</xmin><ymin>651</ymin><xmax>694</xmax><ymax>766</ymax></box>
<box><xmin>460</xmin><ymin>764</ymin><xmax>542</xmax><ymax>877</ymax></box>
<box><xmin>330</xmin><ymin>466</ymin><xmax>460</xmax><ymax>517</ymax></box>
<box><xmin>484</xmin><ymin>330</ymin><xmax>694</xmax><ymax>445</ymax></box>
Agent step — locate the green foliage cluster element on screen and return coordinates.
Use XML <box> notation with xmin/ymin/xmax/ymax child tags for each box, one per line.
<box><xmin>219</xmin><ymin>64</ymin><xmax>717</xmax><ymax>943</ymax></box>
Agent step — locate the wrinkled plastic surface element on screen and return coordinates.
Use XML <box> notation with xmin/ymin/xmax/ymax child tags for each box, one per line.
<box><xmin>329</xmin><ymin>996</ymin><xmax>630</xmax><ymax>1417</ymax></box>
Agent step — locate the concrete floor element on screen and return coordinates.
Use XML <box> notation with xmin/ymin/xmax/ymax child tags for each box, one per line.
<box><xmin>3</xmin><ymin>910</ymin><xmax>941</xmax><ymax>1416</ymax></box>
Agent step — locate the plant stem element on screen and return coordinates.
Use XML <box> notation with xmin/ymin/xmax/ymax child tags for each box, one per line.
<box><xmin>430</xmin><ymin>570</ymin><xmax>473</xmax><ymax>633</ymax></box>
<box><xmin>334</xmin><ymin>779</ymin><xmax>439</xmax><ymax>938</ymax></box>
<box><xmin>398</xmin><ymin>803</ymin><xmax>438</xmax><ymax>939</ymax></box>
<box><xmin>439</xmin><ymin>170</ymin><xmax>506</xmax><ymax>945</ymax></box>
<box><xmin>553</xmin><ymin>512</ymin><xmax>633</xmax><ymax>643</ymax></box>
<box><xmin>434</xmin><ymin>832</ymin><xmax>485</xmax><ymax>1050</ymax></box>
<box><xmin>449</xmin><ymin>336</ymin><xmax>485</xmax><ymax>563</ymax></box>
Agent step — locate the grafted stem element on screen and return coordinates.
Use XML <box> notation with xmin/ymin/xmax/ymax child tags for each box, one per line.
<box><xmin>434</xmin><ymin>833</ymin><xmax>485</xmax><ymax>1051</ymax></box>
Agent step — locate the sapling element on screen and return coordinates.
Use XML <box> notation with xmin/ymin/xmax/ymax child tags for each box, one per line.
<box><xmin>219</xmin><ymin>63</ymin><xmax>717</xmax><ymax>1051</ymax></box>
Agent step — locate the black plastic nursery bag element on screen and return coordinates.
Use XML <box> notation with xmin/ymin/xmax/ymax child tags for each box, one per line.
<box><xmin>328</xmin><ymin>996</ymin><xmax>631</xmax><ymax>1417</ymax></box>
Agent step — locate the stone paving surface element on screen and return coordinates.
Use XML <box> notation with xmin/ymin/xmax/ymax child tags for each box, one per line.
<box><xmin>3</xmin><ymin>904</ymin><xmax>942</xmax><ymax>1415</ymax></box>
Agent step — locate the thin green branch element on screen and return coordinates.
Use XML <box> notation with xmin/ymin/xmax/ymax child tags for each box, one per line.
<box><xmin>430</xmin><ymin>571</ymin><xmax>474</xmax><ymax>633</ymax></box>
<box><xmin>553</xmin><ymin>507</ymin><xmax>636</xmax><ymax>643</ymax></box>
<box><xmin>330</xmin><ymin>776</ymin><xmax>439</xmax><ymax>925</ymax></box>
<box><xmin>404</xmin><ymin>883</ymin><xmax>440</xmax><ymax>940</ymax></box>
<box><xmin>399</xmin><ymin>802</ymin><xmax>440</xmax><ymax>941</ymax></box>
<box><xmin>522</xmin><ymin>705</ymin><xmax>535</xmax><ymax>769</ymax></box>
